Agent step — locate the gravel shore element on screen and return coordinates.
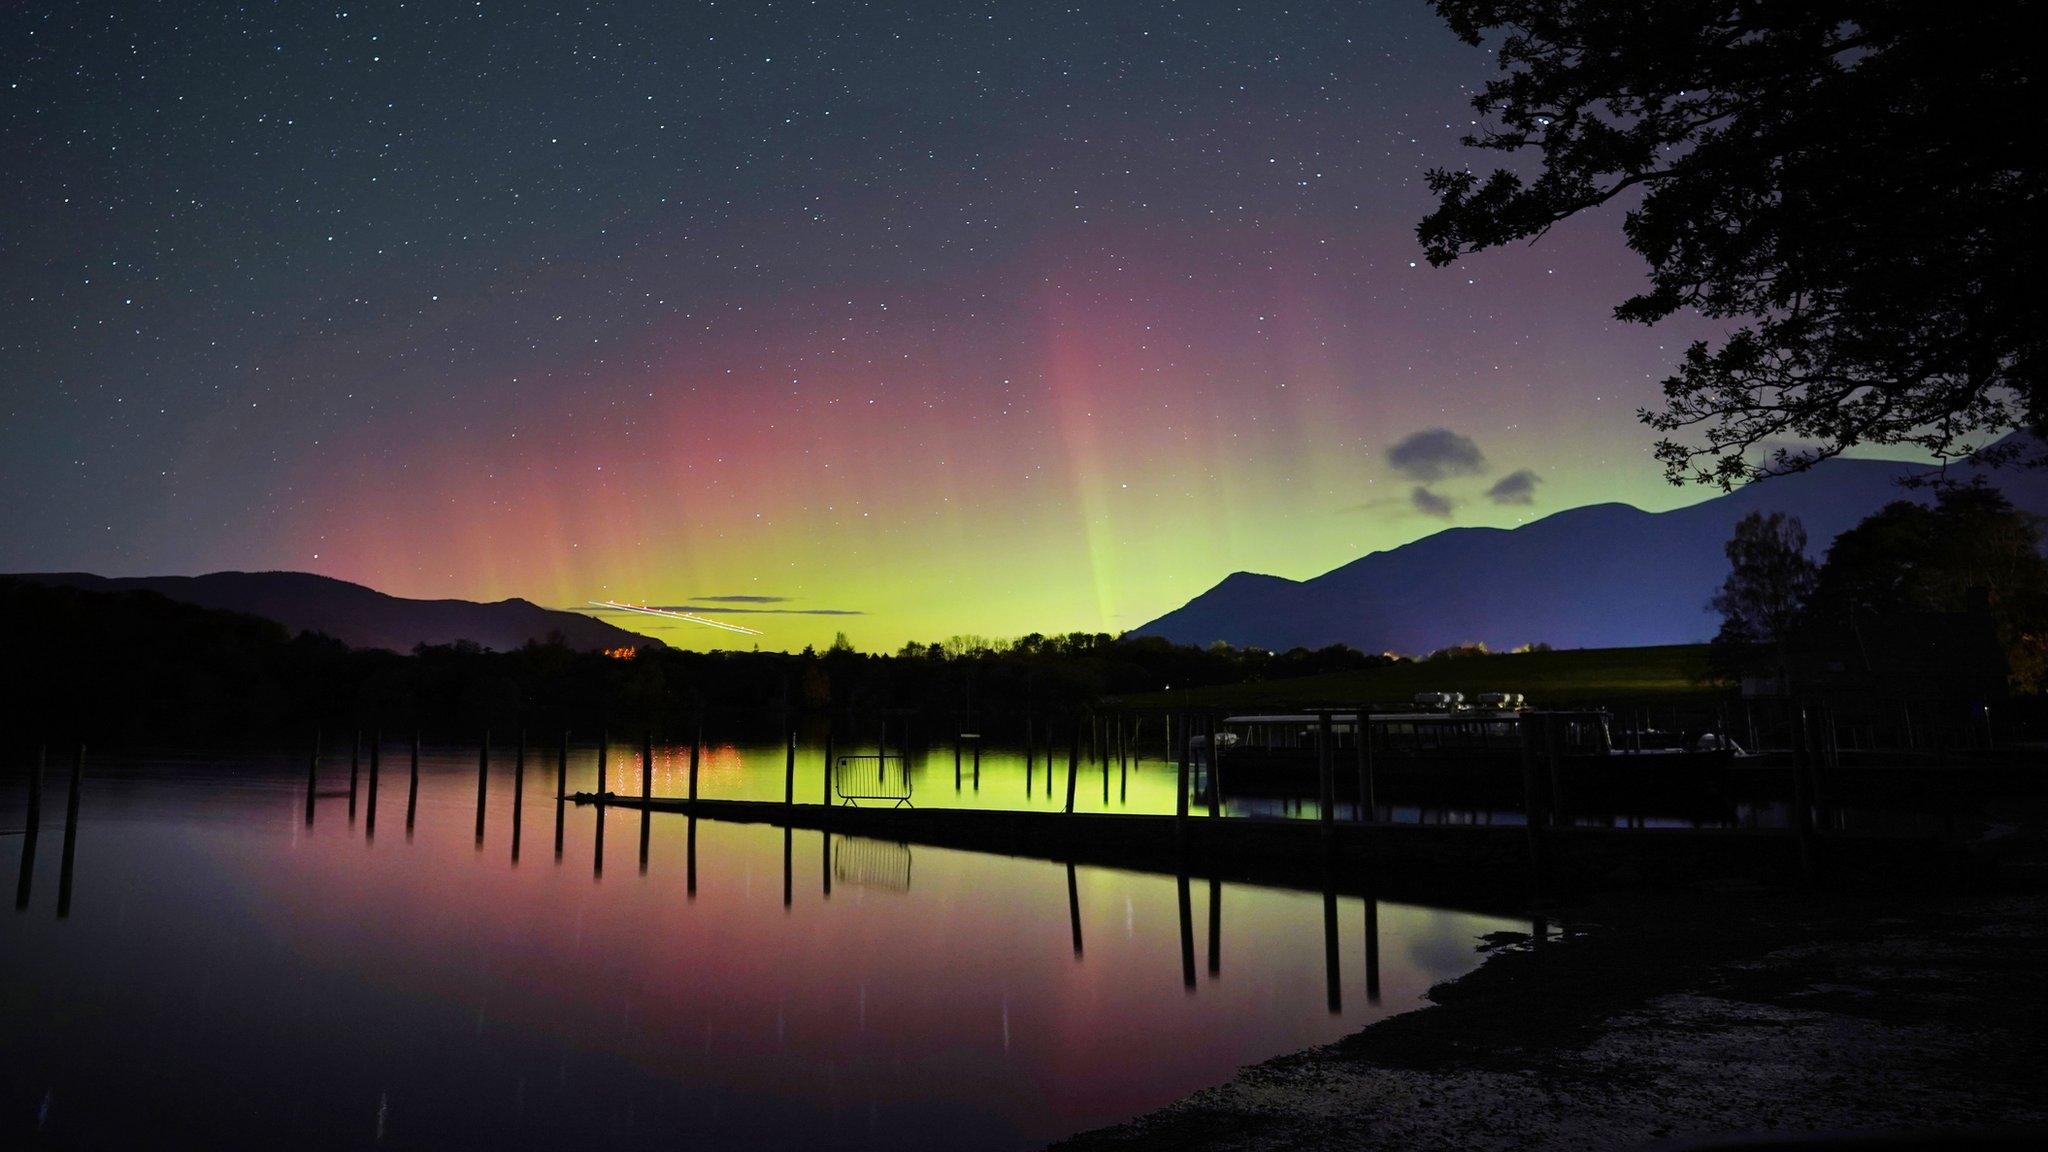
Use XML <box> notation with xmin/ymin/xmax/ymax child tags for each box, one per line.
<box><xmin>1052</xmin><ymin>870</ymin><xmax>2048</xmax><ymax>1150</ymax></box>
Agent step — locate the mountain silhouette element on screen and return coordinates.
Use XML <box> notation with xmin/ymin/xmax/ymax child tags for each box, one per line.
<box><xmin>4</xmin><ymin>570</ymin><xmax>660</xmax><ymax>654</ymax></box>
<box><xmin>1132</xmin><ymin>438</ymin><xmax>2048</xmax><ymax>654</ymax></box>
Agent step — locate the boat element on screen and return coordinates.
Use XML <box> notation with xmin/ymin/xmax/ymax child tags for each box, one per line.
<box><xmin>1198</xmin><ymin>695</ymin><xmax>1738</xmax><ymax>808</ymax></box>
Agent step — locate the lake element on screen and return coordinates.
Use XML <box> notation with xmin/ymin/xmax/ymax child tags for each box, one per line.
<box><xmin>3</xmin><ymin>741</ymin><xmax>1527</xmax><ymax>1149</ymax></box>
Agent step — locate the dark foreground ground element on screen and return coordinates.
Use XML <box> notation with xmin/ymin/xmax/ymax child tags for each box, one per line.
<box><xmin>1053</xmin><ymin>822</ymin><xmax>2048</xmax><ymax>1150</ymax></box>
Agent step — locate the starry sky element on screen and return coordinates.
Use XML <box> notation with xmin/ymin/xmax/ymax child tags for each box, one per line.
<box><xmin>2</xmin><ymin>1</ymin><xmax>1727</xmax><ymax>651</ymax></box>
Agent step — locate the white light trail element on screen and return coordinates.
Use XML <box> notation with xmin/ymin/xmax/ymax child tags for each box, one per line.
<box><xmin>589</xmin><ymin>600</ymin><xmax>766</xmax><ymax>636</ymax></box>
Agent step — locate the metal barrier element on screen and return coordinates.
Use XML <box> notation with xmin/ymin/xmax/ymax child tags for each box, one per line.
<box><xmin>834</xmin><ymin>753</ymin><xmax>913</xmax><ymax>808</ymax></box>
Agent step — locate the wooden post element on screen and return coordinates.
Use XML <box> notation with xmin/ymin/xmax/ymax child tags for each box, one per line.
<box><xmin>1546</xmin><ymin>716</ymin><xmax>1564</xmax><ymax>824</ymax></box>
<box><xmin>304</xmin><ymin>732</ymin><xmax>318</xmax><ymax>826</ymax></box>
<box><xmin>1519</xmin><ymin>715</ymin><xmax>1544</xmax><ymax>885</ymax></box>
<box><xmin>1207</xmin><ymin>712</ymin><xmax>1223</xmax><ymax>818</ymax></box>
<box><xmin>782</xmin><ymin>827</ymin><xmax>792</xmax><ymax>909</ymax></box>
<box><xmin>1044</xmin><ymin>713</ymin><xmax>1055</xmax><ymax>796</ymax></box>
<box><xmin>784</xmin><ymin>724</ymin><xmax>797</xmax><ymax>808</ymax></box>
<box><xmin>365</xmin><ymin>732</ymin><xmax>380</xmax><ymax>839</ymax></box>
<box><xmin>56</xmin><ymin>744</ymin><xmax>82</xmax><ymax>919</ymax></box>
<box><xmin>26</xmin><ymin>745</ymin><xmax>43</xmax><ymax>833</ymax></box>
<box><xmin>822</xmin><ymin>724</ymin><xmax>835</xmax><ymax>806</ymax></box>
<box><xmin>1356</xmin><ymin>709</ymin><xmax>1375</xmax><ymax>822</ymax></box>
<box><xmin>475</xmin><ymin>731</ymin><xmax>490</xmax><ymax>845</ymax></box>
<box><xmin>953</xmin><ymin>734</ymin><xmax>962</xmax><ymax>789</ymax></box>
<box><xmin>822</xmin><ymin>830</ymin><xmax>833</xmax><ymax>898</ymax></box>
<box><xmin>1793</xmin><ymin>703</ymin><xmax>1817</xmax><ymax>883</ymax></box>
<box><xmin>554</xmin><ymin>731</ymin><xmax>567</xmax><ymax>860</ymax></box>
<box><xmin>512</xmin><ymin>729</ymin><xmax>526</xmax><ymax>861</ymax></box>
<box><xmin>1175</xmin><ymin>712</ymin><xmax>1191</xmax><ymax>823</ymax></box>
<box><xmin>1317</xmin><ymin>712</ymin><xmax>1335</xmax><ymax>830</ymax></box>
<box><xmin>1064</xmin><ymin>718</ymin><xmax>1080</xmax><ymax>814</ymax></box>
<box><xmin>406</xmin><ymin>731</ymin><xmax>420</xmax><ymax>834</ymax></box>
<box><xmin>596</xmin><ymin>730</ymin><xmax>608</xmax><ymax>799</ymax></box>
<box><xmin>1023</xmin><ymin>715</ymin><xmax>1034</xmax><ymax>776</ymax></box>
<box><xmin>689</xmin><ymin>718</ymin><xmax>702</xmax><ymax>802</ymax></box>
<box><xmin>971</xmin><ymin>736</ymin><xmax>981</xmax><ymax>788</ymax></box>
<box><xmin>592</xmin><ymin>786</ymin><xmax>605</xmax><ymax>879</ymax></box>
<box><xmin>348</xmin><ymin>728</ymin><xmax>360</xmax><ymax>821</ymax></box>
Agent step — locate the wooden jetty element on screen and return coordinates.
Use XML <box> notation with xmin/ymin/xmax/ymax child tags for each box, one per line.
<box><xmin>567</xmin><ymin>791</ymin><xmax>1960</xmax><ymax>903</ymax></box>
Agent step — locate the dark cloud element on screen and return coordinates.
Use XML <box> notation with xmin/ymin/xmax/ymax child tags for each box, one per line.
<box><xmin>1486</xmin><ymin>469</ymin><xmax>1542</xmax><ymax>505</ymax></box>
<box><xmin>1410</xmin><ymin>486</ymin><xmax>1455</xmax><ymax>517</ymax></box>
<box><xmin>1388</xmin><ymin>428</ymin><xmax>1486</xmax><ymax>482</ymax></box>
<box><xmin>694</xmin><ymin>594</ymin><xmax>791</xmax><ymax>603</ymax></box>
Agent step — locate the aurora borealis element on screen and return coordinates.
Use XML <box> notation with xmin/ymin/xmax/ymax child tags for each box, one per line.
<box><xmin>4</xmin><ymin>1</ymin><xmax>1722</xmax><ymax>651</ymax></box>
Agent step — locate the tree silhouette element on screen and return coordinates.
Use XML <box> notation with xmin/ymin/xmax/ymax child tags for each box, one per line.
<box><xmin>1418</xmin><ymin>2</ymin><xmax>2039</xmax><ymax>487</ymax></box>
<box><xmin>1710</xmin><ymin>512</ymin><xmax>1817</xmax><ymax>680</ymax></box>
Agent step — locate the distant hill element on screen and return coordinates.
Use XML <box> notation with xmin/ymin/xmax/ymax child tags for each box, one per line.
<box><xmin>1132</xmin><ymin>438</ymin><xmax>2048</xmax><ymax>655</ymax></box>
<box><xmin>2</xmin><ymin>570</ymin><xmax>660</xmax><ymax>654</ymax></box>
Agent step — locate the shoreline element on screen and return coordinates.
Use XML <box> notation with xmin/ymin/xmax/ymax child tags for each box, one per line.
<box><xmin>1052</xmin><ymin>854</ymin><xmax>2048</xmax><ymax>1149</ymax></box>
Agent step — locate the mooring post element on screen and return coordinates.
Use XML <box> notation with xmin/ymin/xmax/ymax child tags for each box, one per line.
<box><xmin>784</xmin><ymin>724</ymin><xmax>797</xmax><ymax>808</ymax></box>
<box><xmin>348</xmin><ymin>728</ymin><xmax>360</xmax><ymax>822</ymax></box>
<box><xmin>1793</xmin><ymin>703</ymin><xmax>1817</xmax><ymax>883</ymax></box>
<box><xmin>821</xmin><ymin>724</ymin><xmax>835</xmax><ymax>806</ymax></box>
<box><xmin>1317</xmin><ymin>712</ymin><xmax>1335</xmax><ymax>831</ymax></box>
<box><xmin>782</xmin><ymin>826</ymin><xmax>793</xmax><ymax>909</ymax></box>
<box><xmin>1044</xmin><ymin>713</ymin><xmax>1055</xmax><ymax>796</ymax></box>
<box><xmin>822</xmin><ymin>830</ymin><xmax>833</xmax><ymax>898</ymax></box>
<box><xmin>1023</xmin><ymin>715</ymin><xmax>1034</xmax><ymax>776</ymax></box>
<box><xmin>953</xmin><ymin>734</ymin><xmax>962</xmax><ymax>789</ymax></box>
<box><xmin>365</xmin><ymin>731</ymin><xmax>381</xmax><ymax>839</ymax></box>
<box><xmin>1519</xmin><ymin>716</ymin><xmax>1545</xmax><ymax>885</ymax></box>
<box><xmin>406</xmin><ymin>730</ymin><xmax>421</xmax><ymax>835</ymax></box>
<box><xmin>1175</xmin><ymin>713</ymin><xmax>1191</xmax><ymax>823</ymax></box>
<box><xmin>689</xmin><ymin>718</ymin><xmax>702</xmax><ymax>802</ymax></box>
<box><xmin>26</xmin><ymin>744</ymin><xmax>43</xmax><ymax>833</ymax></box>
<box><xmin>593</xmin><ymin>789</ymin><xmax>605</xmax><ymax>879</ymax></box>
<box><xmin>1356</xmin><ymin>707</ymin><xmax>1375</xmax><ymax>822</ymax></box>
<box><xmin>596</xmin><ymin>729</ymin><xmax>608</xmax><ymax>800</ymax></box>
<box><xmin>971</xmin><ymin>735</ymin><xmax>981</xmax><ymax>789</ymax></box>
<box><xmin>475</xmin><ymin>731</ymin><xmax>490</xmax><ymax>845</ymax></box>
<box><xmin>304</xmin><ymin>732</ymin><xmax>318</xmax><ymax>826</ymax></box>
<box><xmin>1063</xmin><ymin>717</ymin><xmax>1080</xmax><ymax>815</ymax></box>
<box><xmin>512</xmin><ymin>729</ymin><xmax>526</xmax><ymax>862</ymax></box>
<box><xmin>57</xmin><ymin>743</ymin><xmax>83</xmax><ymax>918</ymax></box>
<box><xmin>553</xmin><ymin>731</ymin><xmax>567</xmax><ymax>860</ymax></box>
<box><xmin>1207</xmin><ymin>712</ymin><xmax>1223</xmax><ymax>819</ymax></box>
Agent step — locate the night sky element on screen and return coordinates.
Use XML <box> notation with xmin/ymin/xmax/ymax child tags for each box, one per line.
<box><xmin>3</xmin><ymin>1</ymin><xmax>1720</xmax><ymax>650</ymax></box>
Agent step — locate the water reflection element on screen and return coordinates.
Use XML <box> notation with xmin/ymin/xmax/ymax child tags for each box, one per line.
<box><xmin>3</xmin><ymin>749</ymin><xmax>1526</xmax><ymax>1150</ymax></box>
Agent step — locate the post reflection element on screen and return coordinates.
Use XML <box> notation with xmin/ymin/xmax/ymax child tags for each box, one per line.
<box><xmin>1176</xmin><ymin>872</ymin><xmax>1196</xmax><ymax>991</ymax></box>
<box><xmin>1066</xmin><ymin>862</ymin><xmax>1083</xmax><ymax>959</ymax></box>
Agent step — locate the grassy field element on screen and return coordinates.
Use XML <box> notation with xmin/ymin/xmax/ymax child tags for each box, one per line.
<box><xmin>1119</xmin><ymin>644</ymin><xmax>1728</xmax><ymax>709</ymax></box>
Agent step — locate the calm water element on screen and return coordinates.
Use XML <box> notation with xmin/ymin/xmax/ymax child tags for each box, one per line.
<box><xmin>2</xmin><ymin>743</ymin><xmax>1524</xmax><ymax>1150</ymax></box>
